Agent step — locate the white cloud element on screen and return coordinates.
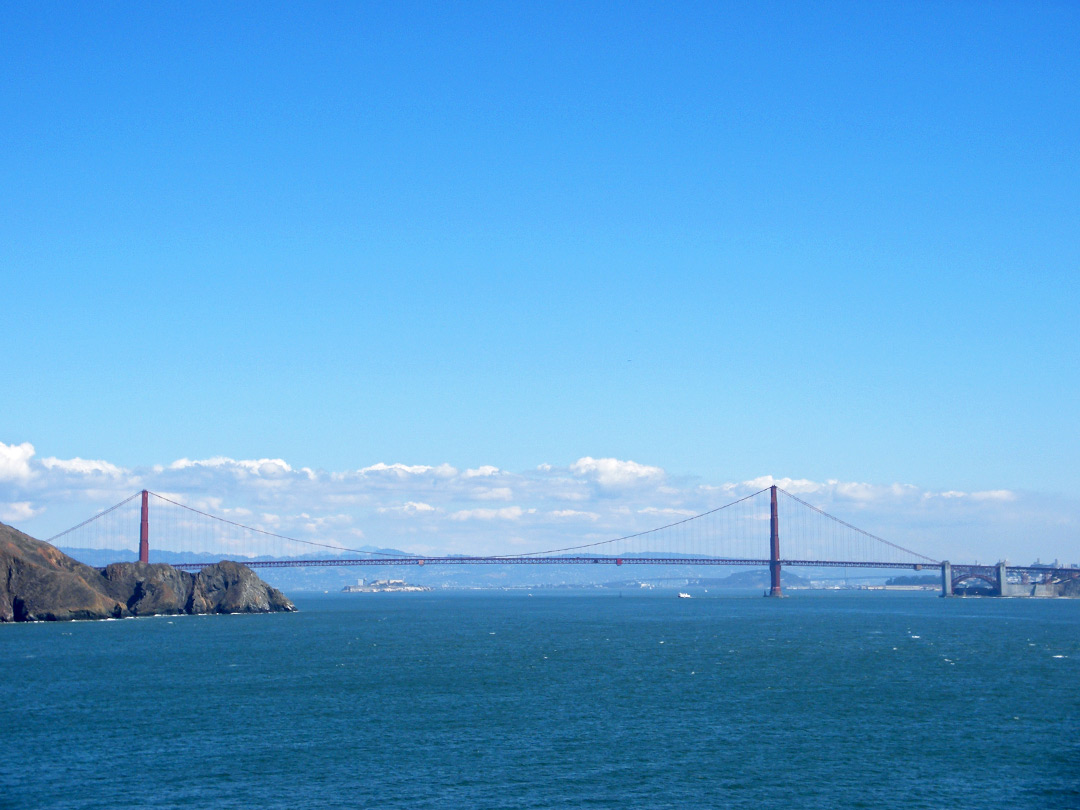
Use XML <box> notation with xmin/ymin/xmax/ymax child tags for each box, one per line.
<box><xmin>970</xmin><ymin>490</ymin><xmax>1016</xmax><ymax>502</ymax></box>
<box><xmin>698</xmin><ymin>482</ymin><xmax>738</xmax><ymax>494</ymax></box>
<box><xmin>549</xmin><ymin>490</ymin><xmax>589</xmax><ymax>501</ymax></box>
<box><xmin>0</xmin><ymin>441</ymin><xmax>36</xmax><ymax>483</ymax></box>
<box><xmin>170</xmin><ymin>457</ymin><xmax>213</xmax><ymax>470</ymax></box>
<box><xmin>473</xmin><ymin>487</ymin><xmax>513</xmax><ymax>501</ymax></box>
<box><xmin>464</xmin><ymin>465</ymin><xmax>501</xmax><ymax>478</ymax></box>
<box><xmin>549</xmin><ymin>509</ymin><xmax>600</xmax><ymax>520</ymax></box>
<box><xmin>358</xmin><ymin>462</ymin><xmax>457</xmax><ymax>478</ymax></box>
<box><xmin>742</xmin><ymin>475</ymin><xmax>827</xmax><ymax>495</ymax></box>
<box><xmin>570</xmin><ymin>457</ymin><xmax>664</xmax><ymax>488</ymax></box>
<box><xmin>638</xmin><ymin>507</ymin><xmax>697</xmax><ymax>517</ymax></box>
<box><xmin>169</xmin><ymin>456</ymin><xmax>293</xmax><ymax>477</ymax></box>
<box><xmin>833</xmin><ymin>481</ymin><xmax>882</xmax><ymax>501</ymax></box>
<box><xmin>378</xmin><ymin>501</ymin><xmax>437</xmax><ymax>514</ymax></box>
<box><xmin>3</xmin><ymin>441</ymin><xmax>1070</xmax><ymax>564</ymax></box>
<box><xmin>740</xmin><ymin>476</ymin><xmax>1000</xmax><ymax>505</ymax></box>
<box><xmin>41</xmin><ymin>456</ymin><xmax>126</xmax><ymax>476</ymax></box>
<box><xmin>296</xmin><ymin>513</ymin><xmax>353</xmax><ymax>531</ymax></box>
<box><xmin>449</xmin><ymin>506</ymin><xmax>534</xmax><ymax>521</ymax></box>
<box><xmin>0</xmin><ymin>501</ymin><xmax>43</xmax><ymax>522</ymax></box>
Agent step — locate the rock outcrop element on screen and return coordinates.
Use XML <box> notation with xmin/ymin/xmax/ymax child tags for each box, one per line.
<box><xmin>0</xmin><ymin>521</ymin><xmax>295</xmax><ymax>622</ymax></box>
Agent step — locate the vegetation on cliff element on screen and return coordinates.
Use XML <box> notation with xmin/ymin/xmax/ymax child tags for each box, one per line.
<box><xmin>0</xmin><ymin>521</ymin><xmax>294</xmax><ymax>622</ymax></box>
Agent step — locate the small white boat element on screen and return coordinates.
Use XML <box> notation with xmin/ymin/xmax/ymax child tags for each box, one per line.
<box><xmin>678</xmin><ymin>592</ymin><xmax>692</xmax><ymax>599</ymax></box>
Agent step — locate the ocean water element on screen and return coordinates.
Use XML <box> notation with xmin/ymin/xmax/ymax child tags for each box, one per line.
<box><xmin>1</xmin><ymin>591</ymin><xmax>1078</xmax><ymax>810</ymax></box>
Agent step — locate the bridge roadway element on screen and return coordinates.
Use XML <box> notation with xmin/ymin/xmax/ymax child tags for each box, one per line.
<box><xmin>170</xmin><ymin>556</ymin><xmax>939</xmax><ymax>571</ymax></box>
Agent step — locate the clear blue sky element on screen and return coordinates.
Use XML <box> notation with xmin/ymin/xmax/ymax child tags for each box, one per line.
<box><xmin>2</xmin><ymin>1</ymin><xmax>1078</xmax><ymax>497</ymax></box>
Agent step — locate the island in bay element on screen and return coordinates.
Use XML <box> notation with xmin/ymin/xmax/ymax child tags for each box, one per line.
<box><xmin>0</xmin><ymin>520</ymin><xmax>295</xmax><ymax>622</ymax></box>
<box><xmin>342</xmin><ymin>577</ymin><xmax>432</xmax><ymax>593</ymax></box>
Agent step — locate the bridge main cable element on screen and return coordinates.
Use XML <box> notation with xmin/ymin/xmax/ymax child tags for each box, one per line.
<box><xmin>45</xmin><ymin>491</ymin><xmax>142</xmax><ymax>544</ymax></box>
<box><xmin>777</xmin><ymin>488</ymin><xmax>940</xmax><ymax>564</ymax></box>
<box><xmin>485</xmin><ymin>487</ymin><xmax>771</xmax><ymax>559</ymax></box>
<box><xmin>146</xmin><ymin>491</ymin><xmax>418</xmax><ymax>559</ymax></box>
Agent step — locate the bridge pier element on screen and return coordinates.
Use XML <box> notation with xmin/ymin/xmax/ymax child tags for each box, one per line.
<box><xmin>941</xmin><ymin>561</ymin><xmax>952</xmax><ymax>597</ymax></box>
<box><xmin>766</xmin><ymin>485</ymin><xmax>783</xmax><ymax>597</ymax></box>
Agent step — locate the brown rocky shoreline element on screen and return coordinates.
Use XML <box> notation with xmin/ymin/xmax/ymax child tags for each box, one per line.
<box><xmin>0</xmin><ymin>520</ymin><xmax>295</xmax><ymax>622</ymax></box>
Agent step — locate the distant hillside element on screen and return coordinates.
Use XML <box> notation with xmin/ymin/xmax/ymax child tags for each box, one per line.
<box><xmin>704</xmin><ymin>569</ymin><xmax>811</xmax><ymax>590</ymax></box>
<box><xmin>885</xmin><ymin>574</ymin><xmax>939</xmax><ymax>586</ymax></box>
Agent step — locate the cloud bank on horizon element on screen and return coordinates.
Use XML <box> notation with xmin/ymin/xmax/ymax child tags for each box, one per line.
<box><xmin>0</xmin><ymin>440</ymin><xmax>1074</xmax><ymax>565</ymax></box>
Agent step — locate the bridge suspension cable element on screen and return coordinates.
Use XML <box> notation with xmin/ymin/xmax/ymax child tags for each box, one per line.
<box><xmin>490</xmin><ymin>488</ymin><xmax>771</xmax><ymax>558</ymax></box>
<box><xmin>775</xmin><ymin>488</ymin><xmax>939</xmax><ymax>565</ymax></box>
<box><xmin>45</xmin><ymin>491</ymin><xmax>141</xmax><ymax>544</ymax></box>
<box><xmin>147</xmin><ymin>491</ymin><xmax>415</xmax><ymax>558</ymax></box>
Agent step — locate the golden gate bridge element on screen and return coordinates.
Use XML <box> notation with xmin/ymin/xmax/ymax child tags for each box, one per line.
<box><xmin>48</xmin><ymin>486</ymin><xmax>1078</xmax><ymax>597</ymax></box>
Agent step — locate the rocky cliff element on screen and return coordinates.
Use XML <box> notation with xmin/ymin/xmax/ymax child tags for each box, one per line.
<box><xmin>0</xmin><ymin>520</ymin><xmax>295</xmax><ymax>622</ymax></box>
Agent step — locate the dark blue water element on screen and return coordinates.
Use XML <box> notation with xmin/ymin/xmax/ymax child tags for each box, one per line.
<box><xmin>2</xmin><ymin>591</ymin><xmax>1078</xmax><ymax>809</ymax></box>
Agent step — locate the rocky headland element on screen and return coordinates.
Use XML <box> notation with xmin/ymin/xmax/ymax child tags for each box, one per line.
<box><xmin>0</xmin><ymin>520</ymin><xmax>295</xmax><ymax>622</ymax></box>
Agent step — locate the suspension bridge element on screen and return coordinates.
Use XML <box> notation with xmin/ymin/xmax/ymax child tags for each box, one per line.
<box><xmin>48</xmin><ymin>486</ymin><xmax>1078</xmax><ymax>597</ymax></box>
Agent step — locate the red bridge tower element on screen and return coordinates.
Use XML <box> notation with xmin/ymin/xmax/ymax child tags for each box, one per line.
<box><xmin>139</xmin><ymin>490</ymin><xmax>149</xmax><ymax>564</ymax></box>
<box><xmin>768</xmin><ymin>485</ymin><xmax>783</xmax><ymax>597</ymax></box>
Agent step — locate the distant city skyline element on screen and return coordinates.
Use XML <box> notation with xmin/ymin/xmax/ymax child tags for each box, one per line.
<box><xmin>2</xmin><ymin>4</ymin><xmax>1077</xmax><ymax>561</ymax></box>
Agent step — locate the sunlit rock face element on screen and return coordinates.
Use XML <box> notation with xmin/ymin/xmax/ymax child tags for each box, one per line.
<box><xmin>0</xmin><ymin>521</ymin><xmax>294</xmax><ymax>622</ymax></box>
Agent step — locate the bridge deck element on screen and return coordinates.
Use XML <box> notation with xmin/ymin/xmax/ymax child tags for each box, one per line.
<box><xmin>167</xmin><ymin>556</ymin><xmax>939</xmax><ymax>571</ymax></box>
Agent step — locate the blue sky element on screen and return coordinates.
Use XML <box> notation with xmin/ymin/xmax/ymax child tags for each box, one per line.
<box><xmin>1</xmin><ymin>3</ymin><xmax>1078</xmax><ymax>561</ymax></box>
